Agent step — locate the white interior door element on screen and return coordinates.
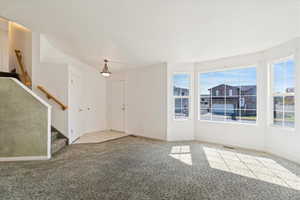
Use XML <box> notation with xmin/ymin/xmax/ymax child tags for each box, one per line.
<box><xmin>111</xmin><ymin>80</ymin><xmax>125</xmax><ymax>132</ymax></box>
<box><xmin>69</xmin><ymin>71</ymin><xmax>85</xmax><ymax>143</ymax></box>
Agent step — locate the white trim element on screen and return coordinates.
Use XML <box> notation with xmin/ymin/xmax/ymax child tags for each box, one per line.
<box><xmin>47</xmin><ymin>107</ymin><xmax>52</xmax><ymax>159</ymax></box>
<box><xmin>0</xmin><ymin>156</ymin><xmax>49</xmax><ymax>162</ymax></box>
<box><xmin>270</xmin><ymin>55</ymin><xmax>294</xmax><ymax>66</ymax></box>
<box><xmin>199</xmin><ymin>119</ymin><xmax>258</xmax><ymax>126</ymax></box>
<box><xmin>10</xmin><ymin>78</ymin><xmax>51</xmax><ymax>108</ymax></box>
<box><xmin>110</xmin><ymin>129</ymin><xmax>126</xmax><ymax>133</ymax></box>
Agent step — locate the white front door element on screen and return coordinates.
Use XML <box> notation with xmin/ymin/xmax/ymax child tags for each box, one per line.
<box><xmin>111</xmin><ymin>80</ymin><xmax>125</xmax><ymax>132</ymax></box>
<box><xmin>69</xmin><ymin>71</ymin><xmax>85</xmax><ymax>143</ymax></box>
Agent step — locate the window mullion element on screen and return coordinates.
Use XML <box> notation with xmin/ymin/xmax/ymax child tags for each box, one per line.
<box><xmin>225</xmin><ymin>84</ymin><xmax>227</xmax><ymax>121</ymax></box>
<box><xmin>199</xmin><ymin>66</ymin><xmax>257</xmax><ymax>124</ymax></box>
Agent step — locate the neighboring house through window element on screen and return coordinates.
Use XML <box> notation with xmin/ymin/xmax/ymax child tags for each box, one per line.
<box><xmin>173</xmin><ymin>74</ymin><xmax>190</xmax><ymax>119</ymax></box>
<box><xmin>199</xmin><ymin>67</ymin><xmax>257</xmax><ymax>123</ymax></box>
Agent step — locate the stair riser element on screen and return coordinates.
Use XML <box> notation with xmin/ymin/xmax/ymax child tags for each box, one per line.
<box><xmin>51</xmin><ymin>135</ymin><xmax>57</xmax><ymax>142</ymax></box>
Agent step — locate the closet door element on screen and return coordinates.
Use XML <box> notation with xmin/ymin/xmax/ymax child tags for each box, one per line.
<box><xmin>69</xmin><ymin>70</ymin><xmax>85</xmax><ymax>143</ymax></box>
<box><xmin>110</xmin><ymin>80</ymin><xmax>125</xmax><ymax>132</ymax></box>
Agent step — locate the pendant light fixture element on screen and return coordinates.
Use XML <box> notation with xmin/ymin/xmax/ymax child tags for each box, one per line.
<box><xmin>101</xmin><ymin>59</ymin><xmax>112</xmax><ymax>77</ymax></box>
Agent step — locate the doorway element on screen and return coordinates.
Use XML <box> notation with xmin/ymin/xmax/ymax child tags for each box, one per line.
<box><xmin>110</xmin><ymin>80</ymin><xmax>125</xmax><ymax>132</ymax></box>
<box><xmin>69</xmin><ymin>70</ymin><xmax>85</xmax><ymax>143</ymax></box>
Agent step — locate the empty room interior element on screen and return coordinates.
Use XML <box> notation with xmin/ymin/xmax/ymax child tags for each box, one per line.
<box><xmin>1</xmin><ymin>0</ymin><xmax>300</xmax><ymax>199</ymax></box>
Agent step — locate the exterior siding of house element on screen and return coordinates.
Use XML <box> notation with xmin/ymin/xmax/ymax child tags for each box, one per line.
<box><xmin>200</xmin><ymin>84</ymin><xmax>256</xmax><ymax>116</ymax></box>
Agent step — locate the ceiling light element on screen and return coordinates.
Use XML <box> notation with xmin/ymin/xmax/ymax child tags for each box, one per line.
<box><xmin>101</xmin><ymin>59</ymin><xmax>111</xmax><ymax>77</ymax></box>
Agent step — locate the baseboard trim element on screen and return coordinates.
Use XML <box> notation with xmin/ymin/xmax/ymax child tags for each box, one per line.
<box><xmin>266</xmin><ymin>150</ymin><xmax>300</xmax><ymax>165</ymax></box>
<box><xmin>0</xmin><ymin>156</ymin><xmax>49</xmax><ymax>162</ymax></box>
<box><xmin>110</xmin><ymin>129</ymin><xmax>125</xmax><ymax>133</ymax></box>
<box><xmin>130</xmin><ymin>134</ymin><xmax>165</xmax><ymax>142</ymax></box>
<box><xmin>195</xmin><ymin>139</ymin><xmax>266</xmax><ymax>154</ymax></box>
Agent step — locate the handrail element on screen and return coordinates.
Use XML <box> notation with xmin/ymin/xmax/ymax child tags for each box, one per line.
<box><xmin>37</xmin><ymin>85</ymin><xmax>68</xmax><ymax>110</ymax></box>
<box><xmin>15</xmin><ymin>50</ymin><xmax>32</xmax><ymax>87</ymax></box>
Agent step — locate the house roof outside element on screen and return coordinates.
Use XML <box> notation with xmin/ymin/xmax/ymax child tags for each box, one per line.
<box><xmin>174</xmin><ymin>86</ymin><xmax>189</xmax><ymax>96</ymax></box>
<box><xmin>208</xmin><ymin>84</ymin><xmax>256</xmax><ymax>93</ymax></box>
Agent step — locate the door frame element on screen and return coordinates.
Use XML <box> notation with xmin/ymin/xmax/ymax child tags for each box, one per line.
<box><xmin>110</xmin><ymin>80</ymin><xmax>126</xmax><ymax>132</ymax></box>
<box><xmin>68</xmin><ymin>67</ymin><xmax>85</xmax><ymax>144</ymax></box>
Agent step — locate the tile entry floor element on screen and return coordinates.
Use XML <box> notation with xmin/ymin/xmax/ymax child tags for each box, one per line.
<box><xmin>74</xmin><ymin>130</ymin><xmax>128</xmax><ymax>144</ymax></box>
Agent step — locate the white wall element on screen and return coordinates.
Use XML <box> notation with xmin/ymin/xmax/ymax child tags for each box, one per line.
<box><xmin>33</xmin><ymin>62</ymin><xmax>69</xmax><ymax>136</ymax></box>
<box><xmin>167</xmin><ymin>63</ymin><xmax>195</xmax><ymax>141</ymax></box>
<box><xmin>107</xmin><ymin>63</ymin><xmax>168</xmax><ymax>140</ymax></box>
<box><xmin>264</xmin><ymin>39</ymin><xmax>300</xmax><ymax>163</ymax></box>
<box><xmin>166</xmin><ymin>58</ymin><xmax>266</xmax><ymax>147</ymax></box>
<box><xmin>8</xmin><ymin>22</ymin><xmax>32</xmax><ymax>76</ymax></box>
<box><xmin>0</xmin><ymin>18</ymin><xmax>9</xmax><ymax>72</ymax></box>
<box><xmin>194</xmin><ymin>52</ymin><xmax>267</xmax><ymax>151</ymax></box>
<box><xmin>166</xmin><ymin>38</ymin><xmax>300</xmax><ymax>164</ymax></box>
<box><xmin>32</xmin><ymin>35</ymin><xmax>107</xmax><ymax>139</ymax></box>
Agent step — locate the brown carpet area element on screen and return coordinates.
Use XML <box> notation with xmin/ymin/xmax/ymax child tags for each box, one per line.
<box><xmin>1</xmin><ymin>136</ymin><xmax>300</xmax><ymax>200</ymax></box>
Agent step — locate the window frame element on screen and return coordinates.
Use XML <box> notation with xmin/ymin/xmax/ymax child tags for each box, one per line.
<box><xmin>173</xmin><ymin>72</ymin><xmax>192</xmax><ymax>121</ymax></box>
<box><xmin>269</xmin><ymin>55</ymin><xmax>295</xmax><ymax>129</ymax></box>
<box><xmin>198</xmin><ymin>65</ymin><xmax>258</xmax><ymax>125</ymax></box>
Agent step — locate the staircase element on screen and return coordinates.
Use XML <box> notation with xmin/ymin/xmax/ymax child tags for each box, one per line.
<box><xmin>51</xmin><ymin>127</ymin><xmax>68</xmax><ymax>155</ymax></box>
<box><xmin>0</xmin><ymin>49</ymin><xmax>69</xmax><ymax>157</ymax></box>
<box><xmin>0</xmin><ymin>83</ymin><xmax>68</xmax><ymax>154</ymax></box>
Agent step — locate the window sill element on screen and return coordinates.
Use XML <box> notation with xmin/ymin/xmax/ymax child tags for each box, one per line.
<box><xmin>173</xmin><ymin>118</ymin><xmax>191</xmax><ymax>121</ymax></box>
<box><xmin>198</xmin><ymin>119</ymin><xmax>258</xmax><ymax>126</ymax></box>
<box><xmin>269</xmin><ymin>125</ymin><xmax>295</xmax><ymax>132</ymax></box>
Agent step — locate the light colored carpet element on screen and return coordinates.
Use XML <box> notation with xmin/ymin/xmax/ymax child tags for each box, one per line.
<box><xmin>1</xmin><ymin>136</ymin><xmax>300</xmax><ymax>200</ymax></box>
<box><xmin>74</xmin><ymin>130</ymin><xmax>128</xmax><ymax>144</ymax></box>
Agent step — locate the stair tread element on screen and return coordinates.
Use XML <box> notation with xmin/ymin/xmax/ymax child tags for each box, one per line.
<box><xmin>52</xmin><ymin>138</ymin><xmax>67</xmax><ymax>146</ymax></box>
<box><xmin>51</xmin><ymin>131</ymin><xmax>58</xmax><ymax>136</ymax></box>
<box><xmin>51</xmin><ymin>138</ymin><xmax>67</xmax><ymax>155</ymax></box>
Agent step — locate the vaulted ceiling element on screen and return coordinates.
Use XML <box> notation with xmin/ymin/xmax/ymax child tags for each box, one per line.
<box><xmin>0</xmin><ymin>0</ymin><xmax>299</xmax><ymax>70</ymax></box>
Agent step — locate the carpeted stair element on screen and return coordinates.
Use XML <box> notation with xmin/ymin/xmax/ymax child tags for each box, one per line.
<box><xmin>51</xmin><ymin>129</ymin><xmax>68</xmax><ymax>155</ymax></box>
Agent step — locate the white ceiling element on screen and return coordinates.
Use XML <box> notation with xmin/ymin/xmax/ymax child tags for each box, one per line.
<box><xmin>0</xmin><ymin>0</ymin><xmax>299</xmax><ymax>70</ymax></box>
